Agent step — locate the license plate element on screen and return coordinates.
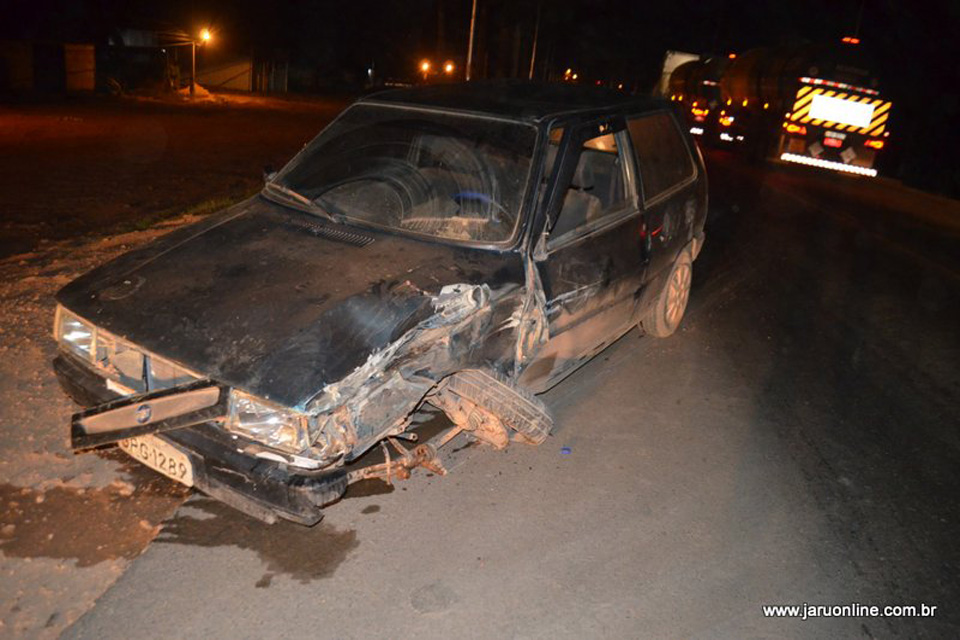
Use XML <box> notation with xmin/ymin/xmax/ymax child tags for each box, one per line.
<box><xmin>119</xmin><ymin>435</ymin><xmax>194</xmax><ymax>487</ymax></box>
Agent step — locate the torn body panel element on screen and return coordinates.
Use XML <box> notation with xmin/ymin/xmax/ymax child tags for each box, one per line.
<box><xmin>305</xmin><ymin>281</ymin><xmax>522</xmax><ymax>464</ymax></box>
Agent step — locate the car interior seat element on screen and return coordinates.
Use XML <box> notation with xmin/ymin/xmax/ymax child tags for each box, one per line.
<box><xmin>551</xmin><ymin>150</ymin><xmax>606</xmax><ymax>237</ymax></box>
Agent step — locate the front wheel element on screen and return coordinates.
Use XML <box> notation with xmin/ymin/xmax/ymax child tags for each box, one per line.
<box><xmin>641</xmin><ymin>251</ymin><xmax>693</xmax><ymax>338</ymax></box>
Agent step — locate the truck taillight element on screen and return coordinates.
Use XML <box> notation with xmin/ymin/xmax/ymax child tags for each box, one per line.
<box><xmin>784</xmin><ymin>123</ymin><xmax>807</xmax><ymax>135</ymax></box>
<box><xmin>719</xmin><ymin>115</ymin><xmax>734</xmax><ymax>127</ymax></box>
<box><xmin>865</xmin><ymin>139</ymin><xmax>885</xmax><ymax>150</ymax></box>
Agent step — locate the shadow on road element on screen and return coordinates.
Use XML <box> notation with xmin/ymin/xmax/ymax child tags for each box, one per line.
<box><xmin>155</xmin><ymin>498</ymin><xmax>359</xmax><ymax>588</ymax></box>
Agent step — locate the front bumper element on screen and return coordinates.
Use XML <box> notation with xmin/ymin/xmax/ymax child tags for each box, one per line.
<box><xmin>54</xmin><ymin>353</ymin><xmax>347</xmax><ymax>525</ymax></box>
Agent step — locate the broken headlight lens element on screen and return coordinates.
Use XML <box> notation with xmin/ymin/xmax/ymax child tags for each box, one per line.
<box><xmin>225</xmin><ymin>390</ymin><xmax>310</xmax><ymax>454</ymax></box>
<box><xmin>56</xmin><ymin>306</ymin><xmax>95</xmax><ymax>361</ymax></box>
<box><xmin>93</xmin><ymin>331</ymin><xmax>146</xmax><ymax>393</ymax></box>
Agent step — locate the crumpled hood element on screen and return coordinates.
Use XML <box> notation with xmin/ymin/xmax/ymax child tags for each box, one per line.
<box><xmin>56</xmin><ymin>197</ymin><xmax>523</xmax><ymax>408</ymax></box>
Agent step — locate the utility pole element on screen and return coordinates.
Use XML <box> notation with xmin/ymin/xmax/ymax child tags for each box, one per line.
<box><xmin>190</xmin><ymin>40</ymin><xmax>197</xmax><ymax>96</ymax></box>
<box><xmin>465</xmin><ymin>0</ymin><xmax>478</xmax><ymax>81</ymax></box>
<box><xmin>528</xmin><ymin>0</ymin><xmax>541</xmax><ymax>80</ymax></box>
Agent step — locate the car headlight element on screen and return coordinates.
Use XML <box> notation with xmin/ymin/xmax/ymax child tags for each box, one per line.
<box><xmin>226</xmin><ymin>390</ymin><xmax>311</xmax><ymax>454</ymax></box>
<box><xmin>55</xmin><ymin>306</ymin><xmax>95</xmax><ymax>361</ymax></box>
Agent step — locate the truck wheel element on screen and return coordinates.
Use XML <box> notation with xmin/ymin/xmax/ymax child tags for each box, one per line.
<box><xmin>641</xmin><ymin>250</ymin><xmax>692</xmax><ymax>338</ymax></box>
<box><xmin>435</xmin><ymin>370</ymin><xmax>553</xmax><ymax>445</ymax></box>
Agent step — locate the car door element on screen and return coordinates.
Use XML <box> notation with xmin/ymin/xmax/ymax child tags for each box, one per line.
<box><xmin>519</xmin><ymin>118</ymin><xmax>649</xmax><ymax>392</ymax></box>
<box><xmin>626</xmin><ymin>111</ymin><xmax>699</xmax><ymax>284</ymax></box>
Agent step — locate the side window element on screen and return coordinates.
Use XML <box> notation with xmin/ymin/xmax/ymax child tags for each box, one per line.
<box><xmin>627</xmin><ymin>113</ymin><xmax>694</xmax><ymax>202</ymax></box>
<box><xmin>549</xmin><ymin>131</ymin><xmax>628</xmax><ymax>241</ymax></box>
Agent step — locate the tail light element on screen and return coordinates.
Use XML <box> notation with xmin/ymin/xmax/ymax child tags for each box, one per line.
<box><xmin>865</xmin><ymin>139</ymin><xmax>885</xmax><ymax>150</ymax></box>
<box><xmin>719</xmin><ymin>115</ymin><xmax>735</xmax><ymax>127</ymax></box>
<box><xmin>823</xmin><ymin>137</ymin><xmax>843</xmax><ymax>148</ymax></box>
<box><xmin>785</xmin><ymin>123</ymin><xmax>807</xmax><ymax>136</ymax></box>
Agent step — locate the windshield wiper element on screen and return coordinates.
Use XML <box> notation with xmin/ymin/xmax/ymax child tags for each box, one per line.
<box><xmin>264</xmin><ymin>182</ymin><xmax>337</xmax><ymax>223</ymax></box>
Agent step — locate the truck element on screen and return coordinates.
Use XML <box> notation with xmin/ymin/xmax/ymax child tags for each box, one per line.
<box><xmin>668</xmin><ymin>38</ymin><xmax>892</xmax><ymax>177</ymax></box>
<box><xmin>667</xmin><ymin>54</ymin><xmax>734</xmax><ymax>142</ymax></box>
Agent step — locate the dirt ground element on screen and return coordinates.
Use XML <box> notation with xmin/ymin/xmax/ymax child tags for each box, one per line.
<box><xmin>0</xmin><ymin>93</ymin><xmax>348</xmax><ymax>259</ymax></box>
<box><xmin>0</xmin><ymin>93</ymin><xmax>344</xmax><ymax>638</ymax></box>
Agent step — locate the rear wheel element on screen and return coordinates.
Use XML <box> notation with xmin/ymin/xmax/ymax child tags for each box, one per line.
<box><xmin>641</xmin><ymin>251</ymin><xmax>692</xmax><ymax>338</ymax></box>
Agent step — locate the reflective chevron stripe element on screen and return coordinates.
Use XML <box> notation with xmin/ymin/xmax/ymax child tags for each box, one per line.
<box><xmin>789</xmin><ymin>85</ymin><xmax>891</xmax><ymax>135</ymax></box>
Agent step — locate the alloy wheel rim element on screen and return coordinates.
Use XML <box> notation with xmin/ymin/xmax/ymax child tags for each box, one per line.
<box><xmin>666</xmin><ymin>263</ymin><xmax>691</xmax><ymax>326</ymax></box>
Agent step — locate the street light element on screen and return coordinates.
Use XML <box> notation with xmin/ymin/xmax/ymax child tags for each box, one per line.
<box><xmin>191</xmin><ymin>28</ymin><xmax>213</xmax><ymax>97</ymax></box>
<box><xmin>160</xmin><ymin>27</ymin><xmax>214</xmax><ymax>97</ymax></box>
<box><xmin>420</xmin><ymin>59</ymin><xmax>431</xmax><ymax>81</ymax></box>
<box><xmin>444</xmin><ymin>61</ymin><xmax>454</xmax><ymax>75</ymax></box>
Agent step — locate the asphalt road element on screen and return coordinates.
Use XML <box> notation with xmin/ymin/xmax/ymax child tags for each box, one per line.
<box><xmin>64</xmin><ymin>151</ymin><xmax>960</xmax><ymax>639</ymax></box>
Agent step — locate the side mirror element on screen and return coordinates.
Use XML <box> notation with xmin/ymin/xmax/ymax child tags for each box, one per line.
<box><xmin>262</xmin><ymin>165</ymin><xmax>277</xmax><ymax>183</ymax></box>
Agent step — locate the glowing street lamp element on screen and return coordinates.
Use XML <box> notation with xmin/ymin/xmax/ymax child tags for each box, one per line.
<box><xmin>190</xmin><ymin>28</ymin><xmax>213</xmax><ymax>97</ymax></box>
<box><xmin>444</xmin><ymin>61</ymin><xmax>455</xmax><ymax>75</ymax></box>
<box><xmin>420</xmin><ymin>59</ymin><xmax>431</xmax><ymax>81</ymax></box>
<box><xmin>162</xmin><ymin>27</ymin><xmax>214</xmax><ymax>97</ymax></box>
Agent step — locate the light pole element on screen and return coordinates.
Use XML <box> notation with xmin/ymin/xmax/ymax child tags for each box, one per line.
<box><xmin>465</xmin><ymin>0</ymin><xmax>477</xmax><ymax>81</ymax></box>
<box><xmin>191</xmin><ymin>40</ymin><xmax>196</xmax><ymax>96</ymax></box>
<box><xmin>528</xmin><ymin>0</ymin><xmax>541</xmax><ymax>80</ymax></box>
<box><xmin>191</xmin><ymin>28</ymin><xmax>212</xmax><ymax>97</ymax></box>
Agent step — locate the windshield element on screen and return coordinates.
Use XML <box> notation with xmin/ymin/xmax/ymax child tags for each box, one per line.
<box><xmin>272</xmin><ymin>104</ymin><xmax>538</xmax><ymax>243</ymax></box>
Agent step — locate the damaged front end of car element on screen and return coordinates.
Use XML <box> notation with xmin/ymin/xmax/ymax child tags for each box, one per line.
<box><xmin>60</xmin><ymin>271</ymin><xmax>551</xmax><ymax>525</ymax></box>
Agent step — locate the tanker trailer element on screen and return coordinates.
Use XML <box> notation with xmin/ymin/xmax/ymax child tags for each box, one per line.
<box><xmin>717</xmin><ymin>39</ymin><xmax>891</xmax><ymax>176</ymax></box>
<box><xmin>668</xmin><ymin>56</ymin><xmax>732</xmax><ymax>141</ymax></box>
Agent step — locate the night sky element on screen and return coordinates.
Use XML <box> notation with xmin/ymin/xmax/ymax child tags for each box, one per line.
<box><xmin>5</xmin><ymin>0</ymin><xmax>958</xmax><ymax>192</ymax></box>
<box><xmin>5</xmin><ymin>1</ymin><xmax>955</xmax><ymax>83</ymax></box>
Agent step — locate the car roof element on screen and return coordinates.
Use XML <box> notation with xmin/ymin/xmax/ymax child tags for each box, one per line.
<box><xmin>360</xmin><ymin>80</ymin><xmax>669</xmax><ymax>123</ymax></box>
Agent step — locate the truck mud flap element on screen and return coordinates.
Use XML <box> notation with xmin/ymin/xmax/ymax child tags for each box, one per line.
<box><xmin>71</xmin><ymin>380</ymin><xmax>228</xmax><ymax>450</ymax></box>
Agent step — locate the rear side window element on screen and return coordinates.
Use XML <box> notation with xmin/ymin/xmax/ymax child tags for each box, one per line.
<box><xmin>627</xmin><ymin>113</ymin><xmax>694</xmax><ymax>202</ymax></box>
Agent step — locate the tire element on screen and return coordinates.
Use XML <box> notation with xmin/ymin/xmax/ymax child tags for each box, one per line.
<box><xmin>641</xmin><ymin>250</ymin><xmax>693</xmax><ymax>338</ymax></box>
<box><xmin>441</xmin><ymin>370</ymin><xmax>553</xmax><ymax>445</ymax></box>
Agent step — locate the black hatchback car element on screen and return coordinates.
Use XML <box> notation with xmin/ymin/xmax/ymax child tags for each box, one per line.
<box><xmin>54</xmin><ymin>82</ymin><xmax>707</xmax><ymax>524</ymax></box>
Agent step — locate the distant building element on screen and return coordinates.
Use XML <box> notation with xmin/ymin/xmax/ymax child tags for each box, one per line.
<box><xmin>0</xmin><ymin>40</ymin><xmax>94</xmax><ymax>93</ymax></box>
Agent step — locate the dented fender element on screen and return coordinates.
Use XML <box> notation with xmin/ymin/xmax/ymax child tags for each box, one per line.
<box><xmin>303</xmin><ymin>279</ymin><xmax>539</xmax><ymax>464</ymax></box>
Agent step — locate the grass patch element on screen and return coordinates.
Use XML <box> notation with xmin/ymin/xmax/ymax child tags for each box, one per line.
<box><xmin>123</xmin><ymin>190</ymin><xmax>257</xmax><ymax>233</ymax></box>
